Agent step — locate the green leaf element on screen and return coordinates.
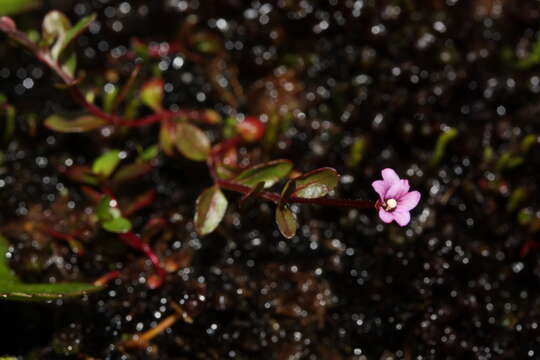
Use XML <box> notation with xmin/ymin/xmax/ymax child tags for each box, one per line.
<box><xmin>275</xmin><ymin>205</ymin><xmax>297</xmax><ymax>239</ymax></box>
<box><xmin>61</xmin><ymin>51</ymin><xmax>77</xmax><ymax>77</ymax></box>
<box><xmin>0</xmin><ymin>234</ymin><xmax>101</xmax><ymax>301</ymax></box>
<box><xmin>103</xmin><ymin>83</ymin><xmax>118</xmax><ymax>113</ymax></box>
<box><xmin>345</xmin><ymin>136</ymin><xmax>367</xmax><ymax>168</ymax></box>
<box><xmin>42</xmin><ymin>11</ymin><xmax>70</xmax><ymax>57</ymax></box>
<box><xmin>520</xmin><ymin>134</ymin><xmax>537</xmax><ymax>153</ymax></box>
<box><xmin>430</xmin><ymin>127</ymin><xmax>458</xmax><ymax>166</ymax></box>
<box><xmin>102</xmin><ymin>217</ymin><xmax>132</xmax><ymax>234</ymax></box>
<box><xmin>92</xmin><ymin>150</ymin><xmax>121</xmax><ymax>178</ymax></box>
<box><xmin>139</xmin><ymin>145</ymin><xmax>160</xmax><ymax>161</ymax></box>
<box><xmin>45</xmin><ymin>114</ymin><xmax>107</xmax><ymax>133</ymax></box>
<box><xmin>60</xmin><ymin>13</ymin><xmax>96</xmax><ymax>58</ymax></box>
<box><xmin>42</xmin><ymin>11</ymin><xmax>95</xmax><ymax>61</ymax></box>
<box><xmin>507</xmin><ymin>187</ymin><xmax>526</xmax><ymax>212</ymax></box>
<box><xmin>194</xmin><ymin>186</ymin><xmax>228</xmax><ymax>235</ymax></box>
<box><xmin>96</xmin><ymin>196</ymin><xmax>120</xmax><ymax>223</ymax></box>
<box><xmin>159</xmin><ymin>122</ymin><xmax>176</xmax><ymax>156</ymax></box>
<box><xmin>41</xmin><ymin>11</ymin><xmax>94</xmax><ymax>78</ymax></box>
<box><xmin>175</xmin><ymin>122</ymin><xmax>210</xmax><ymax>161</ymax></box>
<box><xmin>140</xmin><ymin>79</ymin><xmax>164</xmax><ymax>111</ymax></box>
<box><xmin>0</xmin><ymin>0</ymin><xmax>41</xmax><ymax>16</ymax></box>
<box><xmin>292</xmin><ymin>167</ymin><xmax>339</xmax><ymax>199</ymax></box>
<box><xmin>233</xmin><ymin>159</ymin><xmax>293</xmax><ymax>188</ymax></box>
<box><xmin>192</xmin><ymin>31</ymin><xmax>223</xmax><ymax>55</ymax></box>
<box><xmin>1</xmin><ymin>103</ymin><xmax>15</xmax><ymax>141</ymax></box>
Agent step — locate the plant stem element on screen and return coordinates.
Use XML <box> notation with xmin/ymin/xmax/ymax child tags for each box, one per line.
<box><xmin>0</xmin><ymin>22</ymin><xmax>214</xmax><ymax>129</ymax></box>
<box><xmin>93</xmin><ymin>270</ymin><xmax>121</xmax><ymax>286</ymax></box>
<box><xmin>119</xmin><ymin>232</ymin><xmax>167</xmax><ymax>287</ymax></box>
<box><xmin>216</xmin><ymin>179</ymin><xmax>374</xmax><ymax>209</ymax></box>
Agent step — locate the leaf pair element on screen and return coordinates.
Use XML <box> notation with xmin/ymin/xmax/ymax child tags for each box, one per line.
<box><xmin>0</xmin><ymin>235</ymin><xmax>101</xmax><ymax>301</ymax></box>
<box><xmin>160</xmin><ymin>121</ymin><xmax>210</xmax><ymax>161</ymax></box>
<box><xmin>275</xmin><ymin>168</ymin><xmax>339</xmax><ymax>239</ymax></box>
<box><xmin>193</xmin><ymin>161</ymin><xmax>340</xmax><ymax>239</ymax></box>
<box><xmin>65</xmin><ymin>148</ymin><xmax>155</xmax><ymax>187</ymax></box>
<box><xmin>193</xmin><ymin>160</ymin><xmax>293</xmax><ymax>236</ymax></box>
<box><xmin>96</xmin><ymin>196</ymin><xmax>132</xmax><ymax>233</ymax></box>
<box><xmin>41</xmin><ymin>11</ymin><xmax>96</xmax><ymax>77</ymax></box>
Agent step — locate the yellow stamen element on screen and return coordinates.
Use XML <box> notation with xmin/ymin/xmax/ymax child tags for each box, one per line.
<box><xmin>385</xmin><ymin>198</ymin><xmax>397</xmax><ymax>211</ymax></box>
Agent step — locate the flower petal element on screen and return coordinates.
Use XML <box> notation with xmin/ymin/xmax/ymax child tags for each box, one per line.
<box><xmin>378</xmin><ymin>208</ymin><xmax>394</xmax><ymax>223</ymax></box>
<box><xmin>381</xmin><ymin>168</ymin><xmax>400</xmax><ymax>185</ymax></box>
<box><xmin>372</xmin><ymin>180</ymin><xmax>388</xmax><ymax>199</ymax></box>
<box><xmin>393</xmin><ymin>211</ymin><xmax>411</xmax><ymax>226</ymax></box>
<box><xmin>385</xmin><ymin>179</ymin><xmax>410</xmax><ymax>199</ymax></box>
<box><xmin>398</xmin><ymin>191</ymin><xmax>421</xmax><ymax>211</ymax></box>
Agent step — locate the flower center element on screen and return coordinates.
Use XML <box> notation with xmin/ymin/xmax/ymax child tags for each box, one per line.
<box><xmin>384</xmin><ymin>198</ymin><xmax>398</xmax><ymax>211</ymax></box>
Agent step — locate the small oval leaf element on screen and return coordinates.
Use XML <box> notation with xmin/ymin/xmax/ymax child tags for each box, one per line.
<box><xmin>176</xmin><ymin>122</ymin><xmax>210</xmax><ymax>161</ymax></box>
<box><xmin>275</xmin><ymin>205</ymin><xmax>297</xmax><ymax>239</ymax></box>
<box><xmin>194</xmin><ymin>186</ymin><xmax>228</xmax><ymax>235</ymax></box>
<box><xmin>292</xmin><ymin>167</ymin><xmax>339</xmax><ymax>199</ymax></box>
<box><xmin>140</xmin><ymin>79</ymin><xmax>164</xmax><ymax>112</ymax></box>
<box><xmin>159</xmin><ymin>122</ymin><xmax>176</xmax><ymax>156</ymax></box>
<box><xmin>96</xmin><ymin>195</ymin><xmax>117</xmax><ymax>223</ymax></box>
<box><xmin>45</xmin><ymin>114</ymin><xmax>107</xmax><ymax>133</ymax></box>
<box><xmin>234</xmin><ymin>159</ymin><xmax>293</xmax><ymax>188</ymax></box>
<box><xmin>92</xmin><ymin>150</ymin><xmax>121</xmax><ymax>178</ymax></box>
<box><xmin>102</xmin><ymin>217</ymin><xmax>132</xmax><ymax>234</ymax></box>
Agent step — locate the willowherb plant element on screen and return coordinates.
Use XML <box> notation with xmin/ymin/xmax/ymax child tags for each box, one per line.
<box><xmin>0</xmin><ymin>11</ymin><xmax>420</xmax><ymax>287</ymax></box>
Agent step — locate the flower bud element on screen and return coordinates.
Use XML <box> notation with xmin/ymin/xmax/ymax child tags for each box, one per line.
<box><xmin>0</xmin><ymin>17</ymin><xmax>17</xmax><ymax>33</ymax></box>
<box><xmin>236</xmin><ymin>116</ymin><xmax>265</xmax><ymax>142</ymax></box>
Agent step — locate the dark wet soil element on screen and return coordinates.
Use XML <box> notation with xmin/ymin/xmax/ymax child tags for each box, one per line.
<box><xmin>1</xmin><ymin>0</ymin><xmax>540</xmax><ymax>359</ymax></box>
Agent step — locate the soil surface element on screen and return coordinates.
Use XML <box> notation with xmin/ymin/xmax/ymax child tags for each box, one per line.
<box><xmin>1</xmin><ymin>0</ymin><xmax>540</xmax><ymax>359</ymax></box>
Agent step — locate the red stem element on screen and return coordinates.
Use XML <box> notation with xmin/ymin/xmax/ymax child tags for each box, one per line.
<box><xmin>94</xmin><ymin>270</ymin><xmax>121</xmax><ymax>286</ymax></box>
<box><xmin>216</xmin><ymin>179</ymin><xmax>373</xmax><ymax>209</ymax></box>
<box><xmin>119</xmin><ymin>232</ymin><xmax>167</xmax><ymax>286</ymax></box>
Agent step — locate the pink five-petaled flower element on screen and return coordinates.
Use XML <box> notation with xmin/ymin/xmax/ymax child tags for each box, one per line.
<box><xmin>372</xmin><ymin>168</ymin><xmax>421</xmax><ymax>227</ymax></box>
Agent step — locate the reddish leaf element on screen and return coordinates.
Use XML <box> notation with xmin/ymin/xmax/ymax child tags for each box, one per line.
<box><xmin>124</xmin><ymin>190</ymin><xmax>156</xmax><ymax>216</ymax></box>
<box><xmin>175</xmin><ymin>122</ymin><xmax>210</xmax><ymax>161</ymax></box>
<box><xmin>45</xmin><ymin>114</ymin><xmax>107</xmax><ymax>133</ymax></box>
<box><xmin>233</xmin><ymin>159</ymin><xmax>293</xmax><ymax>188</ymax></box>
<box><xmin>194</xmin><ymin>186</ymin><xmax>228</xmax><ymax>235</ymax></box>
<box><xmin>159</xmin><ymin>122</ymin><xmax>176</xmax><ymax>156</ymax></box>
<box><xmin>110</xmin><ymin>162</ymin><xmax>153</xmax><ymax>186</ymax></box>
<box><xmin>292</xmin><ymin>167</ymin><xmax>339</xmax><ymax>199</ymax></box>
<box><xmin>275</xmin><ymin>205</ymin><xmax>297</xmax><ymax>239</ymax></box>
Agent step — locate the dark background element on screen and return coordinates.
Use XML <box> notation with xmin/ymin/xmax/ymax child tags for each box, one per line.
<box><xmin>0</xmin><ymin>0</ymin><xmax>539</xmax><ymax>359</ymax></box>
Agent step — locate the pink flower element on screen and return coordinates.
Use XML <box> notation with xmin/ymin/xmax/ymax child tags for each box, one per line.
<box><xmin>372</xmin><ymin>168</ymin><xmax>421</xmax><ymax>226</ymax></box>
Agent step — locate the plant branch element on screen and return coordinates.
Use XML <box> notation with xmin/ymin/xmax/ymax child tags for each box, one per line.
<box><xmin>216</xmin><ymin>179</ymin><xmax>374</xmax><ymax>209</ymax></box>
<box><xmin>0</xmin><ymin>18</ymin><xmax>217</xmax><ymax>129</ymax></box>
